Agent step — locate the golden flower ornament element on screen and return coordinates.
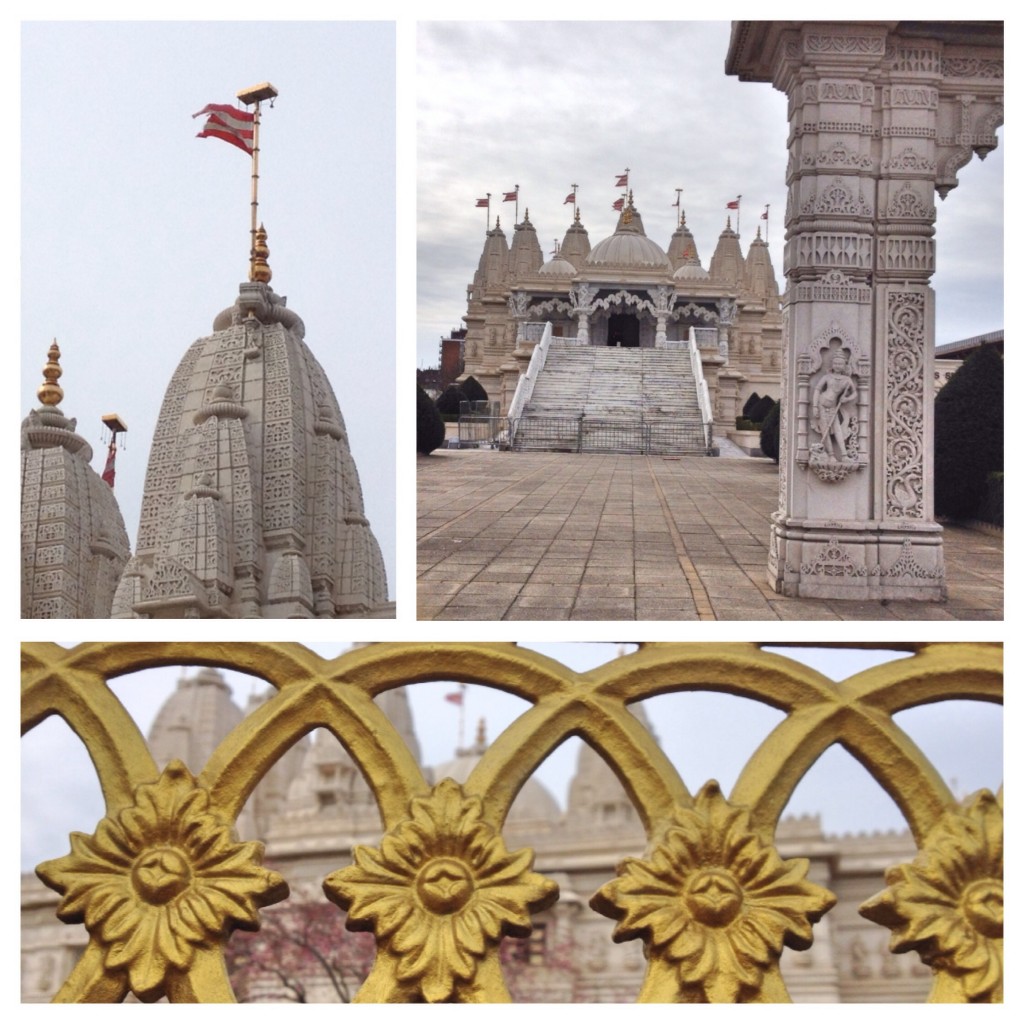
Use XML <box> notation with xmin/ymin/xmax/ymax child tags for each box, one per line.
<box><xmin>36</xmin><ymin>760</ymin><xmax>288</xmax><ymax>1001</ymax></box>
<box><xmin>324</xmin><ymin>777</ymin><xmax>558</xmax><ymax>1002</ymax></box>
<box><xmin>860</xmin><ymin>789</ymin><xmax>1003</xmax><ymax>1002</ymax></box>
<box><xmin>591</xmin><ymin>781</ymin><xmax>836</xmax><ymax>1002</ymax></box>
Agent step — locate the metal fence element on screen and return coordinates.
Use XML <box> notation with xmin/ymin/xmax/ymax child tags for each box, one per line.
<box><xmin>509</xmin><ymin>415</ymin><xmax>712</xmax><ymax>455</ymax></box>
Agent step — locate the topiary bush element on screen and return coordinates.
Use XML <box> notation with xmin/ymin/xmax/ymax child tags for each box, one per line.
<box><xmin>760</xmin><ymin>400</ymin><xmax>780</xmax><ymax>463</ymax></box>
<box><xmin>436</xmin><ymin>385</ymin><xmax>467</xmax><ymax>416</ymax></box>
<box><xmin>934</xmin><ymin>345</ymin><xmax>1003</xmax><ymax>520</ymax></box>
<box><xmin>461</xmin><ymin>375</ymin><xmax>488</xmax><ymax>404</ymax></box>
<box><xmin>417</xmin><ymin>385</ymin><xmax>446</xmax><ymax>455</ymax></box>
<box><xmin>741</xmin><ymin>392</ymin><xmax>762</xmax><ymax>418</ymax></box>
<box><xmin>748</xmin><ymin>394</ymin><xmax>777</xmax><ymax>424</ymax></box>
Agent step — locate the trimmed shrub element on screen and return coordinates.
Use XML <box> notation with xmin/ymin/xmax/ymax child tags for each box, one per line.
<box><xmin>741</xmin><ymin>392</ymin><xmax>762</xmax><ymax>418</ymax></box>
<box><xmin>977</xmin><ymin>472</ymin><xmax>1003</xmax><ymax>528</ymax></box>
<box><xmin>934</xmin><ymin>345</ymin><xmax>1003</xmax><ymax>520</ymax></box>
<box><xmin>436</xmin><ymin>385</ymin><xmax>467</xmax><ymax>416</ymax></box>
<box><xmin>461</xmin><ymin>376</ymin><xmax>489</xmax><ymax>403</ymax></box>
<box><xmin>417</xmin><ymin>385</ymin><xmax>446</xmax><ymax>455</ymax></box>
<box><xmin>760</xmin><ymin>400</ymin><xmax>781</xmax><ymax>463</ymax></box>
<box><xmin>748</xmin><ymin>394</ymin><xmax>777</xmax><ymax>424</ymax></box>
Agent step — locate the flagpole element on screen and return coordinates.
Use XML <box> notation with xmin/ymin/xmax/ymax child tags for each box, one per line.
<box><xmin>515</xmin><ymin>184</ymin><xmax>519</xmax><ymax>225</ymax></box>
<box><xmin>572</xmin><ymin>182</ymin><xmax>578</xmax><ymax>220</ymax></box>
<box><xmin>237</xmin><ymin>82</ymin><xmax>278</xmax><ymax>282</ymax></box>
<box><xmin>675</xmin><ymin>188</ymin><xmax>683</xmax><ymax>226</ymax></box>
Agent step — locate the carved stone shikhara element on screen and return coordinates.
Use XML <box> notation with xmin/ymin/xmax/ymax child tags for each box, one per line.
<box><xmin>23</xmin><ymin>641</ymin><xmax>1002</xmax><ymax>1003</ymax></box>
<box><xmin>727</xmin><ymin>21</ymin><xmax>1002</xmax><ymax>601</ymax></box>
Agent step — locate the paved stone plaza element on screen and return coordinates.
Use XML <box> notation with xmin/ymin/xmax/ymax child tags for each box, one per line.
<box><xmin>417</xmin><ymin>450</ymin><xmax>1002</xmax><ymax>620</ymax></box>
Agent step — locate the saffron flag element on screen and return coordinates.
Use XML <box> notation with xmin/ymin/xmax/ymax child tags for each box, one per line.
<box><xmin>476</xmin><ymin>197</ymin><xmax>489</xmax><ymax>208</ymax></box>
<box><xmin>612</xmin><ymin>197</ymin><xmax>624</xmax><ymax>211</ymax></box>
<box><xmin>726</xmin><ymin>198</ymin><xmax>740</xmax><ymax>210</ymax></box>
<box><xmin>101</xmin><ymin>445</ymin><xmax>116</xmax><ymax>488</ymax></box>
<box><xmin>615</xmin><ymin>173</ymin><xmax>628</xmax><ymax>187</ymax></box>
<box><xmin>503</xmin><ymin>190</ymin><xmax>518</xmax><ymax>202</ymax></box>
<box><xmin>193</xmin><ymin>103</ymin><xmax>255</xmax><ymax>155</ymax></box>
<box><xmin>564</xmin><ymin>192</ymin><xmax>575</xmax><ymax>204</ymax></box>
<box><xmin>445</xmin><ymin>690</ymin><xmax>464</xmax><ymax>706</ymax></box>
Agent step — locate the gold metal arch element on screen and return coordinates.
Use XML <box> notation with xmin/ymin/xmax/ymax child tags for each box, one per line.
<box><xmin>21</xmin><ymin>641</ymin><xmax>1002</xmax><ymax>1003</ymax></box>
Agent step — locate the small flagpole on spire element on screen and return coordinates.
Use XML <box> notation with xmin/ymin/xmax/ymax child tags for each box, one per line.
<box><xmin>674</xmin><ymin>188</ymin><xmax>683</xmax><ymax>226</ymax></box>
<box><xmin>236</xmin><ymin>82</ymin><xmax>278</xmax><ymax>283</ymax></box>
<box><xmin>515</xmin><ymin>184</ymin><xmax>519</xmax><ymax>225</ymax></box>
<box><xmin>762</xmin><ymin>203</ymin><xmax>770</xmax><ymax>245</ymax></box>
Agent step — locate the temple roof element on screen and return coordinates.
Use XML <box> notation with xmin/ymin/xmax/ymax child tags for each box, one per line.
<box><xmin>585</xmin><ymin>195</ymin><xmax>672</xmax><ymax>272</ymax></box>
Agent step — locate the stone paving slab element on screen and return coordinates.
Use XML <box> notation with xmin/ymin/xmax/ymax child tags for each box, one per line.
<box><xmin>418</xmin><ymin>450</ymin><xmax>1003</xmax><ymax>621</ymax></box>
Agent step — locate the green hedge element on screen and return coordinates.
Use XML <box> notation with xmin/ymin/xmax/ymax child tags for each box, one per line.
<box><xmin>934</xmin><ymin>346</ymin><xmax>1003</xmax><ymax>520</ymax></box>
<box><xmin>417</xmin><ymin>385</ymin><xmax>446</xmax><ymax>455</ymax></box>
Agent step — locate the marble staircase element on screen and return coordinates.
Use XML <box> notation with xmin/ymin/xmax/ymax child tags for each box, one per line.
<box><xmin>511</xmin><ymin>347</ymin><xmax>709</xmax><ymax>454</ymax></box>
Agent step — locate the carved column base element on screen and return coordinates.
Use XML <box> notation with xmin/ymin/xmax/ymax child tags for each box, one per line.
<box><xmin>768</xmin><ymin>515</ymin><xmax>946</xmax><ymax>601</ymax></box>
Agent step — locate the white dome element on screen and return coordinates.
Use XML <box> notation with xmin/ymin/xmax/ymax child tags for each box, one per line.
<box><xmin>673</xmin><ymin>263</ymin><xmax>710</xmax><ymax>281</ymax></box>
<box><xmin>537</xmin><ymin>255</ymin><xmax>577</xmax><ymax>278</ymax></box>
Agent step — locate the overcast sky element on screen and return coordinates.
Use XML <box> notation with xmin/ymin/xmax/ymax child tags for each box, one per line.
<box><xmin>20</xmin><ymin>21</ymin><xmax>397</xmax><ymax>596</ymax></box>
<box><xmin>417</xmin><ymin>20</ymin><xmax>1004</xmax><ymax>368</ymax></box>
<box><xmin>22</xmin><ymin>643</ymin><xmax>1002</xmax><ymax>871</ymax></box>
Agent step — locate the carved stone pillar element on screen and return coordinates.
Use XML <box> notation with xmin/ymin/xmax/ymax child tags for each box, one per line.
<box><xmin>727</xmin><ymin>21</ymin><xmax>1002</xmax><ymax>600</ymax></box>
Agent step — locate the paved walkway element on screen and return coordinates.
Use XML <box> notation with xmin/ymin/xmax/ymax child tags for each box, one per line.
<box><xmin>417</xmin><ymin>450</ymin><xmax>1002</xmax><ymax>620</ymax></box>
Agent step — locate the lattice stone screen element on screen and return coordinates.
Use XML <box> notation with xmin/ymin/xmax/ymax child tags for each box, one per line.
<box><xmin>21</xmin><ymin>642</ymin><xmax>1002</xmax><ymax>1003</ymax></box>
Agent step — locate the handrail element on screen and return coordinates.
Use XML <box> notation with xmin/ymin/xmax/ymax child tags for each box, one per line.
<box><xmin>688</xmin><ymin>328</ymin><xmax>715</xmax><ymax>452</ymax></box>
<box><xmin>506</xmin><ymin>322</ymin><xmax>553</xmax><ymax>440</ymax></box>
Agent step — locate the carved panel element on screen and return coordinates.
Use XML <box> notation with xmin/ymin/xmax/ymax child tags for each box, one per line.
<box><xmin>795</xmin><ymin>233</ymin><xmax>873</xmax><ymax>271</ymax></box>
<box><xmin>882</xmin><ymin>147</ymin><xmax>937</xmax><ymax>174</ymax></box>
<box><xmin>877</xmin><ymin>238</ymin><xmax>935</xmax><ymax>274</ymax></box>
<box><xmin>885</xmin><ymin>183</ymin><xmax>936</xmax><ymax>220</ymax></box>
<box><xmin>942</xmin><ymin>57</ymin><xmax>1003</xmax><ymax>79</ymax></box>
<box><xmin>804</xmin><ymin>34</ymin><xmax>885</xmax><ymax>56</ymax></box>
<box><xmin>884</xmin><ymin>291</ymin><xmax>927</xmax><ymax>519</ymax></box>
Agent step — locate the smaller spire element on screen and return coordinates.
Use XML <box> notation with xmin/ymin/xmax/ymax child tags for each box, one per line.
<box><xmin>475</xmin><ymin>717</ymin><xmax>487</xmax><ymax>748</ymax></box>
<box><xmin>38</xmin><ymin>340</ymin><xmax>64</xmax><ymax>407</ymax></box>
<box><xmin>495</xmin><ymin>215</ymin><xmax>501</xmax><ymax>230</ymax></box>
<box><xmin>756</xmin><ymin>225</ymin><xmax>762</xmax><ymax>240</ymax></box>
<box><xmin>523</xmin><ymin>208</ymin><xmax>531</xmax><ymax>224</ymax></box>
<box><xmin>252</xmin><ymin>223</ymin><xmax>272</xmax><ymax>284</ymax></box>
<box><xmin>726</xmin><ymin>215</ymin><xmax>733</xmax><ymax>231</ymax></box>
<box><xmin>574</xmin><ymin>206</ymin><xmax>581</xmax><ymax>224</ymax></box>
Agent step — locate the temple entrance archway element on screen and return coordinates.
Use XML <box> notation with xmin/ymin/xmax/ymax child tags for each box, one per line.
<box><xmin>607</xmin><ymin>313</ymin><xmax>640</xmax><ymax>348</ymax></box>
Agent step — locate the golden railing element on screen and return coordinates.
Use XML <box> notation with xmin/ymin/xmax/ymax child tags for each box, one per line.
<box><xmin>21</xmin><ymin>641</ymin><xmax>1002</xmax><ymax>1003</ymax></box>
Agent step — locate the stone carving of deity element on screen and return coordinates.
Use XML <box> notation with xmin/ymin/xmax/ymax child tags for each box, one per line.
<box><xmin>809</xmin><ymin>352</ymin><xmax>860</xmax><ymax>481</ymax></box>
<box><xmin>813</xmin><ymin>353</ymin><xmax>856</xmax><ymax>459</ymax></box>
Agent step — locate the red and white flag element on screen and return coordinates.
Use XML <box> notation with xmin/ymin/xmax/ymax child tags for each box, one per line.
<box><xmin>193</xmin><ymin>103</ymin><xmax>255</xmax><ymax>155</ymax></box>
<box><xmin>503</xmin><ymin>190</ymin><xmax>518</xmax><ymax>202</ymax></box>
<box><xmin>615</xmin><ymin>173</ymin><xmax>628</xmax><ymax>187</ymax></box>
<box><xmin>612</xmin><ymin>197</ymin><xmax>624</xmax><ymax>211</ymax></box>
<box><xmin>726</xmin><ymin>198</ymin><xmax>740</xmax><ymax>210</ymax></box>
<box><xmin>101</xmin><ymin>445</ymin><xmax>116</xmax><ymax>488</ymax></box>
<box><xmin>444</xmin><ymin>689</ymin><xmax>464</xmax><ymax>706</ymax></box>
<box><xmin>564</xmin><ymin>192</ymin><xmax>576</xmax><ymax>204</ymax></box>
<box><xmin>476</xmin><ymin>197</ymin><xmax>489</xmax><ymax>208</ymax></box>
<box><xmin>761</xmin><ymin>206</ymin><xmax>769</xmax><ymax>220</ymax></box>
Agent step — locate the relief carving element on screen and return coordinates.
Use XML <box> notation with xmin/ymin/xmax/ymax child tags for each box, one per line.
<box><xmin>809</xmin><ymin>351</ymin><xmax>859</xmax><ymax>481</ymax></box>
<box><xmin>886</xmin><ymin>183</ymin><xmax>935</xmax><ymax>220</ymax></box>
<box><xmin>884</xmin><ymin>291</ymin><xmax>926</xmax><ymax>518</ymax></box>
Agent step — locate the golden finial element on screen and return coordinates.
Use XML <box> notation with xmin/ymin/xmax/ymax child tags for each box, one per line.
<box><xmin>475</xmin><ymin>717</ymin><xmax>487</xmax><ymax>749</ymax></box>
<box><xmin>38</xmin><ymin>339</ymin><xmax>64</xmax><ymax>406</ymax></box>
<box><xmin>251</xmin><ymin>223</ymin><xmax>272</xmax><ymax>284</ymax></box>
